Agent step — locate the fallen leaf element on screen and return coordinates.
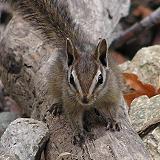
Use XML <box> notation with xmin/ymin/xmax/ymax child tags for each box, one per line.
<box><xmin>123</xmin><ymin>72</ymin><xmax>157</xmax><ymax>107</ymax></box>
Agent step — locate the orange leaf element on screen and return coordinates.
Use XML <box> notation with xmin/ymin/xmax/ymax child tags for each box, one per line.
<box><xmin>123</xmin><ymin>73</ymin><xmax>144</xmax><ymax>92</ymax></box>
<box><xmin>142</xmin><ymin>84</ymin><xmax>156</xmax><ymax>97</ymax></box>
<box><xmin>157</xmin><ymin>88</ymin><xmax>160</xmax><ymax>94</ymax></box>
<box><xmin>123</xmin><ymin>73</ymin><xmax>157</xmax><ymax>107</ymax></box>
<box><xmin>123</xmin><ymin>92</ymin><xmax>145</xmax><ymax>107</ymax></box>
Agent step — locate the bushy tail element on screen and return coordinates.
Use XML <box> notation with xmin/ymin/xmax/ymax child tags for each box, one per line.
<box><xmin>1</xmin><ymin>0</ymin><xmax>81</xmax><ymax>47</ymax></box>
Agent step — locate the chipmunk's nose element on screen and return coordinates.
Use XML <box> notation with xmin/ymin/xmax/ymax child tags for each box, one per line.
<box><xmin>82</xmin><ymin>96</ymin><xmax>89</xmax><ymax>104</ymax></box>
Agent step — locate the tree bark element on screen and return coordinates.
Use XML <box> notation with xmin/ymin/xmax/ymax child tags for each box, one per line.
<box><xmin>0</xmin><ymin>0</ymin><xmax>152</xmax><ymax>159</ymax></box>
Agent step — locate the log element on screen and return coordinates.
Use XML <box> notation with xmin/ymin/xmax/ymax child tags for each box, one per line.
<box><xmin>111</xmin><ymin>7</ymin><xmax>160</xmax><ymax>49</ymax></box>
<box><xmin>0</xmin><ymin>0</ymin><xmax>152</xmax><ymax>159</ymax></box>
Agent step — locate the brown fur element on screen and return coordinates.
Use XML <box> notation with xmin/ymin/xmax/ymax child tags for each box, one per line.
<box><xmin>5</xmin><ymin>0</ymin><xmax>89</xmax><ymax>48</ymax></box>
<box><xmin>6</xmin><ymin>0</ymin><xmax>123</xmax><ymax>145</ymax></box>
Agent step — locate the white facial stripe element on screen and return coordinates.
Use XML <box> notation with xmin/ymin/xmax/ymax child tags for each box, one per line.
<box><xmin>88</xmin><ymin>69</ymin><xmax>102</xmax><ymax>97</ymax></box>
<box><xmin>96</xmin><ymin>69</ymin><xmax>102</xmax><ymax>82</ymax></box>
<box><xmin>71</xmin><ymin>70</ymin><xmax>83</xmax><ymax>97</ymax></box>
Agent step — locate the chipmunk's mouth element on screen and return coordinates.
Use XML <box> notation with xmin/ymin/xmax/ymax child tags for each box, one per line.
<box><xmin>78</xmin><ymin>96</ymin><xmax>95</xmax><ymax>106</ymax></box>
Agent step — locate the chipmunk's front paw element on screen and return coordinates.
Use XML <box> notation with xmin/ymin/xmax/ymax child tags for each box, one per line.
<box><xmin>48</xmin><ymin>103</ymin><xmax>64</xmax><ymax>116</ymax></box>
<box><xmin>72</xmin><ymin>131</ymin><xmax>85</xmax><ymax>147</ymax></box>
<box><xmin>105</xmin><ymin>119</ymin><xmax>122</xmax><ymax>131</ymax></box>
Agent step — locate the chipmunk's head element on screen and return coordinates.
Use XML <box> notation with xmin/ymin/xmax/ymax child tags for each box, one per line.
<box><xmin>66</xmin><ymin>38</ymin><xmax>110</xmax><ymax>106</ymax></box>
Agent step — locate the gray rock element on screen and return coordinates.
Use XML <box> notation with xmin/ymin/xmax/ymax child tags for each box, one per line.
<box><xmin>0</xmin><ymin>80</ymin><xmax>4</xmax><ymax>111</ymax></box>
<box><xmin>0</xmin><ymin>118</ymin><xmax>49</xmax><ymax>160</ymax></box>
<box><xmin>120</xmin><ymin>45</ymin><xmax>160</xmax><ymax>88</ymax></box>
<box><xmin>0</xmin><ymin>142</ymin><xmax>18</xmax><ymax>160</ymax></box>
<box><xmin>0</xmin><ymin>153</ymin><xmax>18</xmax><ymax>160</ymax></box>
<box><xmin>119</xmin><ymin>45</ymin><xmax>160</xmax><ymax>126</ymax></box>
<box><xmin>143</xmin><ymin>126</ymin><xmax>160</xmax><ymax>160</ymax></box>
<box><xmin>129</xmin><ymin>95</ymin><xmax>160</xmax><ymax>160</ymax></box>
<box><xmin>130</xmin><ymin>95</ymin><xmax>160</xmax><ymax>133</ymax></box>
<box><xmin>120</xmin><ymin>45</ymin><xmax>160</xmax><ymax>160</ymax></box>
<box><xmin>0</xmin><ymin>112</ymin><xmax>19</xmax><ymax>137</ymax></box>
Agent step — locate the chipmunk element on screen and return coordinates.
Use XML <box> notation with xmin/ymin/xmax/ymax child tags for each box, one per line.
<box><xmin>4</xmin><ymin>0</ymin><xmax>122</xmax><ymax>146</ymax></box>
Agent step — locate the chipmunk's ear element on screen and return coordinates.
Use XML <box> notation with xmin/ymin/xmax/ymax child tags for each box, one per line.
<box><xmin>66</xmin><ymin>38</ymin><xmax>78</xmax><ymax>66</ymax></box>
<box><xmin>95</xmin><ymin>39</ymin><xmax>108</xmax><ymax>67</ymax></box>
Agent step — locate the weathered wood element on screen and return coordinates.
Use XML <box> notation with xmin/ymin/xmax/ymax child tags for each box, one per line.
<box><xmin>111</xmin><ymin>7</ymin><xmax>160</xmax><ymax>49</ymax></box>
<box><xmin>0</xmin><ymin>0</ymin><xmax>152</xmax><ymax>159</ymax></box>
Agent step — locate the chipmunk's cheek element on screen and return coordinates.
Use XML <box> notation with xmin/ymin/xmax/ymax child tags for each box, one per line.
<box><xmin>75</xmin><ymin>93</ymin><xmax>81</xmax><ymax>102</ymax></box>
<box><xmin>93</xmin><ymin>95</ymin><xmax>97</xmax><ymax>101</ymax></box>
<box><xmin>91</xmin><ymin>95</ymin><xmax>97</xmax><ymax>103</ymax></box>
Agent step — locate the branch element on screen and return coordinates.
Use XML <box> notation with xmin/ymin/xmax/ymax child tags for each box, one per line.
<box><xmin>111</xmin><ymin>7</ymin><xmax>160</xmax><ymax>49</ymax></box>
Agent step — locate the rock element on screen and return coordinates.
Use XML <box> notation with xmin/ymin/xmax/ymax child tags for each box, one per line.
<box><xmin>0</xmin><ymin>152</ymin><xmax>18</xmax><ymax>160</ymax></box>
<box><xmin>130</xmin><ymin>95</ymin><xmax>160</xmax><ymax>133</ymax></box>
<box><xmin>0</xmin><ymin>112</ymin><xmax>19</xmax><ymax>137</ymax></box>
<box><xmin>0</xmin><ymin>118</ymin><xmax>49</xmax><ymax>160</ymax></box>
<box><xmin>0</xmin><ymin>154</ymin><xmax>18</xmax><ymax>160</ymax></box>
<box><xmin>0</xmin><ymin>80</ymin><xmax>4</xmax><ymax>111</ymax></box>
<box><xmin>0</xmin><ymin>102</ymin><xmax>2</xmax><ymax>112</ymax></box>
<box><xmin>120</xmin><ymin>45</ymin><xmax>160</xmax><ymax>160</ymax></box>
<box><xmin>120</xmin><ymin>45</ymin><xmax>160</xmax><ymax>88</ymax></box>
<box><xmin>129</xmin><ymin>95</ymin><xmax>160</xmax><ymax>160</ymax></box>
<box><xmin>0</xmin><ymin>142</ymin><xmax>18</xmax><ymax>160</ymax></box>
<box><xmin>143</xmin><ymin>126</ymin><xmax>160</xmax><ymax>160</ymax></box>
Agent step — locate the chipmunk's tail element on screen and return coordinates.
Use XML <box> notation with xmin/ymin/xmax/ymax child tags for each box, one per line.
<box><xmin>1</xmin><ymin>0</ymin><xmax>83</xmax><ymax>47</ymax></box>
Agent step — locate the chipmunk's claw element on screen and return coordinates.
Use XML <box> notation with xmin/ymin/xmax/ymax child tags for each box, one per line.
<box><xmin>48</xmin><ymin>103</ymin><xmax>63</xmax><ymax>116</ymax></box>
<box><xmin>105</xmin><ymin>119</ymin><xmax>122</xmax><ymax>131</ymax></box>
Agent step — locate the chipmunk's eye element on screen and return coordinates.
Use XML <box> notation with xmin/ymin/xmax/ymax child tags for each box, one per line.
<box><xmin>98</xmin><ymin>74</ymin><xmax>103</xmax><ymax>84</ymax></box>
<box><xmin>70</xmin><ymin>74</ymin><xmax>74</xmax><ymax>85</ymax></box>
<box><xmin>70</xmin><ymin>73</ymin><xmax>77</xmax><ymax>89</ymax></box>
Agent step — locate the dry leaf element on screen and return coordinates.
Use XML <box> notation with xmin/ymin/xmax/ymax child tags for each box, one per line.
<box><xmin>123</xmin><ymin>72</ymin><xmax>158</xmax><ymax>107</ymax></box>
